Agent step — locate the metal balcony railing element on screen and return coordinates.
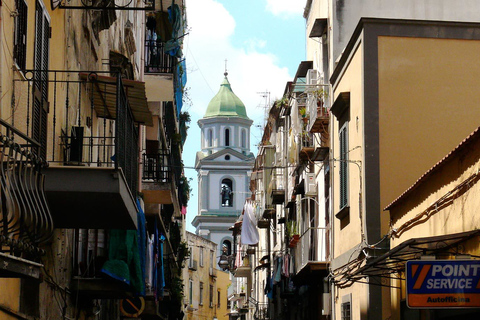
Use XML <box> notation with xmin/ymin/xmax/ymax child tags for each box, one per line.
<box><xmin>145</xmin><ymin>40</ymin><xmax>175</xmax><ymax>74</ymax></box>
<box><xmin>12</xmin><ymin>70</ymin><xmax>140</xmax><ymax>197</ymax></box>
<box><xmin>142</xmin><ymin>151</ymin><xmax>171</xmax><ymax>182</ymax></box>
<box><xmin>254</xmin><ymin>303</ymin><xmax>269</xmax><ymax>320</ymax></box>
<box><xmin>0</xmin><ymin>120</ymin><xmax>53</xmax><ymax>258</ymax></box>
<box><xmin>294</xmin><ymin>227</ymin><xmax>328</xmax><ymax>272</ymax></box>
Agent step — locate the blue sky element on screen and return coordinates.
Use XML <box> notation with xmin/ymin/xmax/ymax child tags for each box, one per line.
<box><xmin>183</xmin><ymin>0</ymin><xmax>306</xmax><ymax>232</ymax></box>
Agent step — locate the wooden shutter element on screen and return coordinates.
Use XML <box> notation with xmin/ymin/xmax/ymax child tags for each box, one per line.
<box><xmin>32</xmin><ymin>1</ymin><xmax>50</xmax><ymax>159</ymax></box>
<box><xmin>339</xmin><ymin>125</ymin><xmax>348</xmax><ymax>208</ymax></box>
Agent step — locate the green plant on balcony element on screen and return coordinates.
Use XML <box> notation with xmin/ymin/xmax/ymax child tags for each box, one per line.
<box><xmin>275</xmin><ymin>95</ymin><xmax>289</xmax><ymax>107</ymax></box>
<box><xmin>286</xmin><ymin>220</ymin><xmax>299</xmax><ymax>237</ymax></box>
<box><xmin>179</xmin><ymin>111</ymin><xmax>191</xmax><ymax>147</ymax></box>
<box><xmin>180</xmin><ymin>175</ymin><xmax>193</xmax><ymax>207</ymax></box>
<box><xmin>299</xmin><ymin>106</ymin><xmax>307</xmax><ymax>118</ymax></box>
<box><xmin>177</xmin><ymin>241</ymin><xmax>190</xmax><ymax>269</ymax></box>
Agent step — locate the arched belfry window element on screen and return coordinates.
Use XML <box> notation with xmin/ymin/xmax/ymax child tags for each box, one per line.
<box><xmin>221</xmin><ymin>178</ymin><xmax>233</xmax><ymax>207</ymax></box>
<box><xmin>208</xmin><ymin>129</ymin><xmax>213</xmax><ymax>147</ymax></box>
<box><xmin>225</xmin><ymin>128</ymin><xmax>230</xmax><ymax>146</ymax></box>
<box><xmin>241</xmin><ymin>129</ymin><xmax>246</xmax><ymax>149</ymax></box>
<box><xmin>222</xmin><ymin>240</ymin><xmax>232</xmax><ymax>256</ymax></box>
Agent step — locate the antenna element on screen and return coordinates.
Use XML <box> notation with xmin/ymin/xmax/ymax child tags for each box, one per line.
<box><xmin>224</xmin><ymin>59</ymin><xmax>228</xmax><ymax>77</ymax></box>
<box><xmin>257</xmin><ymin>91</ymin><xmax>271</xmax><ymax>128</ymax></box>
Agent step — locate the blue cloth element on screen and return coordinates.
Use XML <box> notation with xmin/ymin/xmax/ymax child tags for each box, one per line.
<box><xmin>137</xmin><ymin>199</ymin><xmax>146</xmax><ymax>296</ymax></box>
<box><xmin>159</xmin><ymin>234</ymin><xmax>166</xmax><ymax>295</ymax></box>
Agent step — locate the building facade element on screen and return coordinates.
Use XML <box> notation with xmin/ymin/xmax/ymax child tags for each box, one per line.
<box><xmin>184</xmin><ymin>231</ymin><xmax>230</xmax><ymax>320</ymax></box>
<box><xmin>0</xmin><ymin>0</ymin><xmax>189</xmax><ymax>319</ymax></box>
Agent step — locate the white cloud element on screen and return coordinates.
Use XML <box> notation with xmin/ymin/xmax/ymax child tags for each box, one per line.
<box><xmin>184</xmin><ymin>0</ymin><xmax>292</xmax><ymax>122</ymax></box>
<box><xmin>265</xmin><ymin>0</ymin><xmax>305</xmax><ymax>17</ymax></box>
<box><xmin>183</xmin><ymin>0</ymin><xmax>296</xmax><ymax>231</ymax></box>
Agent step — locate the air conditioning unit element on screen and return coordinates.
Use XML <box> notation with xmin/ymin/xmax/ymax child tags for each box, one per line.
<box><xmin>305</xmin><ymin>173</ymin><xmax>317</xmax><ymax>196</ymax></box>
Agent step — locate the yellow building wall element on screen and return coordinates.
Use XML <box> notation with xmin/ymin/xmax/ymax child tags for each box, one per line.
<box><xmin>378</xmin><ymin>36</ymin><xmax>480</xmax><ymax>215</ymax></box>
<box><xmin>216</xmin><ymin>270</ymin><xmax>230</xmax><ymax>320</ymax></box>
<box><xmin>0</xmin><ymin>0</ymin><xmax>66</xmax><ymax>317</ymax></box>
<box><xmin>388</xmin><ymin>134</ymin><xmax>480</xmax><ymax>320</ymax></box>
<box><xmin>332</xmin><ymin>38</ymin><xmax>371</xmax><ymax>320</ymax></box>
<box><xmin>332</xmin><ymin>39</ymin><xmax>364</xmax><ymax>255</ymax></box>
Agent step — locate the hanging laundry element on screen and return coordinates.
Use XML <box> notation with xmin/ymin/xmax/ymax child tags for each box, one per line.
<box><xmin>241</xmin><ymin>201</ymin><xmax>259</xmax><ymax>245</ymax></box>
<box><xmin>145</xmin><ymin>234</ymin><xmax>154</xmax><ymax>291</ymax></box>
<box><xmin>274</xmin><ymin>257</ymin><xmax>282</xmax><ymax>283</ymax></box>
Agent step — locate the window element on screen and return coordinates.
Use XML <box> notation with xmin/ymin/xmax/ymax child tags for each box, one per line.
<box><xmin>341</xmin><ymin>302</ymin><xmax>351</xmax><ymax>320</ymax></box>
<box><xmin>225</xmin><ymin>128</ymin><xmax>230</xmax><ymax>146</ymax></box>
<box><xmin>199</xmin><ymin>247</ymin><xmax>204</xmax><ymax>267</ymax></box>
<box><xmin>33</xmin><ymin>0</ymin><xmax>50</xmax><ymax>159</ymax></box>
<box><xmin>189</xmin><ymin>279</ymin><xmax>193</xmax><ymax>304</ymax></box>
<box><xmin>209</xmin><ymin>285</ymin><xmax>214</xmax><ymax>308</ymax></box>
<box><xmin>241</xmin><ymin>129</ymin><xmax>246</xmax><ymax>148</ymax></box>
<box><xmin>14</xmin><ymin>0</ymin><xmax>28</xmax><ymax>71</ymax></box>
<box><xmin>339</xmin><ymin>123</ymin><xmax>348</xmax><ymax>209</ymax></box>
<box><xmin>222</xmin><ymin>240</ymin><xmax>232</xmax><ymax>256</ymax></box>
<box><xmin>217</xmin><ymin>291</ymin><xmax>221</xmax><ymax>308</ymax></box>
<box><xmin>210</xmin><ymin>250</ymin><xmax>214</xmax><ymax>267</ymax></box>
<box><xmin>208</xmin><ymin>129</ymin><xmax>213</xmax><ymax>147</ymax></box>
<box><xmin>189</xmin><ymin>246</ymin><xmax>194</xmax><ymax>267</ymax></box>
<box><xmin>199</xmin><ymin>282</ymin><xmax>204</xmax><ymax>305</ymax></box>
<box><xmin>221</xmin><ymin>178</ymin><xmax>233</xmax><ymax>207</ymax></box>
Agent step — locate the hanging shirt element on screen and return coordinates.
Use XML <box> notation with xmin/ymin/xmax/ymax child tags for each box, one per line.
<box><xmin>241</xmin><ymin>201</ymin><xmax>259</xmax><ymax>245</ymax></box>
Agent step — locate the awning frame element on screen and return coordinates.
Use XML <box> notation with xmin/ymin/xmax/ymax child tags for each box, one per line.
<box><xmin>334</xmin><ymin>230</ymin><xmax>480</xmax><ymax>288</ymax></box>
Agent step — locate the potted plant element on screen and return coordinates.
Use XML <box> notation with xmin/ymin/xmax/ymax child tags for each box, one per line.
<box><xmin>299</xmin><ymin>106</ymin><xmax>307</xmax><ymax>118</ymax></box>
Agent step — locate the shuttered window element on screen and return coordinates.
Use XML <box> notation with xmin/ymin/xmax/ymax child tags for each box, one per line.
<box><xmin>339</xmin><ymin>123</ymin><xmax>348</xmax><ymax>209</ymax></box>
<box><xmin>14</xmin><ymin>0</ymin><xmax>28</xmax><ymax>71</ymax></box>
<box><xmin>33</xmin><ymin>0</ymin><xmax>50</xmax><ymax>159</ymax></box>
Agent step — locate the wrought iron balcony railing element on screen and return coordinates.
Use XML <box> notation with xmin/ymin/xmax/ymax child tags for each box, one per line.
<box><xmin>11</xmin><ymin>70</ymin><xmax>147</xmax><ymax>197</ymax></box>
<box><xmin>142</xmin><ymin>151</ymin><xmax>171</xmax><ymax>182</ymax></box>
<box><xmin>145</xmin><ymin>40</ymin><xmax>175</xmax><ymax>74</ymax></box>
<box><xmin>0</xmin><ymin>120</ymin><xmax>53</xmax><ymax>259</ymax></box>
<box><xmin>293</xmin><ymin>227</ymin><xmax>328</xmax><ymax>273</ymax></box>
<box><xmin>254</xmin><ymin>303</ymin><xmax>269</xmax><ymax>320</ymax></box>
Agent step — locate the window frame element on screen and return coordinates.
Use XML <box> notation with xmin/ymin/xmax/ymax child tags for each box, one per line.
<box><xmin>209</xmin><ymin>284</ymin><xmax>214</xmax><ymax>308</ymax></box>
<box><xmin>189</xmin><ymin>279</ymin><xmax>193</xmax><ymax>305</ymax></box>
<box><xmin>221</xmin><ymin>178</ymin><xmax>234</xmax><ymax>207</ymax></box>
<box><xmin>14</xmin><ymin>0</ymin><xmax>28</xmax><ymax>72</ymax></box>
<box><xmin>224</xmin><ymin>128</ymin><xmax>230</xmax><ymax>146</ymax></box>
<box><xmin>339</xmin><ymin>121</ymin><xmax>348</xmax><ymax>209</ymax></box>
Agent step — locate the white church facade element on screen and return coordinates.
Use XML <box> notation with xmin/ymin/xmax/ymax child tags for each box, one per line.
<box><xmin>192</xmin><ymin>72</ymin><xmax>255</xmax><ymax>259</ymax></box>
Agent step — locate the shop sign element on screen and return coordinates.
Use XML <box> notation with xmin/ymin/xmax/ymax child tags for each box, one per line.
<box><xmin>406</xmin><ymin>260</ymin><xmax>480</xmax><ymax>308</ymax></box>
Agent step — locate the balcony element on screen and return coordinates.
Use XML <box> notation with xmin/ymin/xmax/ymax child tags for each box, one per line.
<box><xmin>188</xmin><ymin>260</ymin><xmax>198</xmax><ymax>271</ymax></box>
<box><xmin>10</xmin><ymin>70</ymin><xmax>152</xmax><ymax>230</ymax></box>
<box><xmin>209</xmin><ymin>266</ymin><xmax>217</xmax><ymax>278</ymax></box>
<box><xmin>141</xmin><ymin>150</ymin><xmax>175</xmax><ymax>205</ymax></box>
<box><xmin>70</xmin><ymin>229</ymin><xmax>136</xmax><ymax>298</ymax></box>
<box><xmin>145</xmin><ymin>40</ymin><xmax>175</xmax><ymax>74</ymax></box>
<box><xmin>293</xmin><ymin>227</ymin><xmax>329</xmax><ymax>277</ymax></box>
<box><xmin>0</xmin><ymin>120</ymin><xmax>51</xmax><ymax>279</ymax></box>
<box><xmin>299</xmin><ymin>131</ymin><xmax>315</xmax><ymax>162</ymax></box>
<box><xmin>254</xmin><ymin>303</ymin><xmax>269</xmax><ymax>320</ymax></box>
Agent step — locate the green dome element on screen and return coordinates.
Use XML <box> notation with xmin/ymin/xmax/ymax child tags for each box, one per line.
<box><xmin>204</xmin><ymin>75</ymin><xmax>249</xmax><ymax>119</ymax></box>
